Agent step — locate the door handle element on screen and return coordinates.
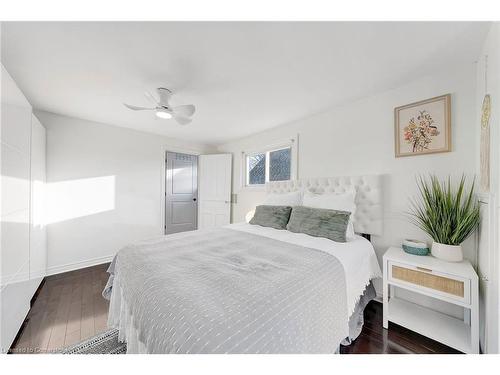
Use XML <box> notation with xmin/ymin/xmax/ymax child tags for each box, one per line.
<box><xmin>224</xmin><ymin>200</ymin><xmax>230</xmax><ymax>204</ymax></box>
<box><xmin>193</xmin><ymin>198</ymin><xmax>197</xmax><ymax>201</ymax></box>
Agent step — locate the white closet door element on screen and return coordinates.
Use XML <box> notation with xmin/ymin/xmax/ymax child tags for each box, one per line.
<box><xmin>1</xmin><ymin>64</ymin><xmax>33</xmax><ymax>352</ymax></box>
<box><xmin>30</xmin><ymin>115</ymin><xmax>47</xmax><ymax>280</ymax></box>
<box><xmin>198</xmin><ymin>154</ymin><xmax>232</xmax><ymax>229</ymax></box>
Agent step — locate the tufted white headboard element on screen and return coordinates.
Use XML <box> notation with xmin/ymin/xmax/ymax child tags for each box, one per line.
<box><xmin>266</xmin><ymin>175</ymin><xmax>383</xmax><ymax>236</ymax></box>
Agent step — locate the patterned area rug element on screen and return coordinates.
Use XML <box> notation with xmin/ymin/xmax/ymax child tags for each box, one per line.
<box><xmin>60</xmin><ymin>329</ymin><xmax>126</xmax><ymax>354</ymax></box>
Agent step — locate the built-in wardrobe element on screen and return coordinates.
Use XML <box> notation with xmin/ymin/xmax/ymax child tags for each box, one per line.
<box><xmin>1</xmin><ymin>64</ymin><xmax>47</xmax><ymax>352</ymax></box>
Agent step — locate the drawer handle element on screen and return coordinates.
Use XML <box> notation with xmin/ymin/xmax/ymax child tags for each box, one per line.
<box><xmin>416</xmin><ymin>266</ymin><xmax>433</xmax><ymax>273</ymax></box>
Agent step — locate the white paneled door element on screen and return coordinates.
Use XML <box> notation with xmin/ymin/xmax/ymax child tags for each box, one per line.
<box><xmin>198</xmin><ymin>154</ymin><xmax>232</xmax><ymax>229</ymax></box>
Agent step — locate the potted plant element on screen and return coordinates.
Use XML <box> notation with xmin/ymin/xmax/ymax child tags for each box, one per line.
<box><xmin>409</xmin><ymin>175</ymin><xmax>481</xmax><ymax>262</ymax></box>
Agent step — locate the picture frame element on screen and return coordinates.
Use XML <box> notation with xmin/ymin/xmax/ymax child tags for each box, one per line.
<box><xmin>394</xmin><ymin>94</ymin><xmax>451</xmax><ymax>157</ymax></box>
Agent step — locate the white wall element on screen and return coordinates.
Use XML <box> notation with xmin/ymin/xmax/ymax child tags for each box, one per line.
<box><xmin>35</xmin><ymin>111</ymin><xmax>214</xmax><ymax>275</ymax></box>
<box><xmin>475</xmin><ymin>23</ymin><xmax>500</xmax><ymax>353</ymax></box>
<box><xmin>218</xmin><ymin>64</ymin><xmax>478</xmax><ymax>301</ymax></box>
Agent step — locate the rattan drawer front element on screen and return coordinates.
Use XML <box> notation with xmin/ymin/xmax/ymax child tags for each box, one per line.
<box><xmin>392</xmin><ymin>265</ymin><xmax>464</xmax><ymax>298</ymax></box>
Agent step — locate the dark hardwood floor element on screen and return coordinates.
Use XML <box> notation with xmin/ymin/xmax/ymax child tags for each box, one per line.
<box><xmin>10</xmin><ymin>263</ymin><xmax>110</xmax><ymax>354</ymax></box>
<box><xmin>340</xmin><ymin>301</ymin><xmax>460</xmax><ymax>354</ymax></box>
<box><xmin>10</xmin><ymin>263</ymin><xmax>460</xmax><ymax>354</ymax></box>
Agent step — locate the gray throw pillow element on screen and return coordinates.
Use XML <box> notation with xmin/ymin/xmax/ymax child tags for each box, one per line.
<box><xmin>249</xmin><ymin>205</ymin><xmax>292</xmax><ymax>230</ymax></box>
<box><xmin>286</xmin><ymin>206</ymin><xmax>351</xmax><ymax>242</ymax></box>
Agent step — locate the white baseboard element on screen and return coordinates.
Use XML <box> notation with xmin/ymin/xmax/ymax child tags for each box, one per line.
<box><xmin>46</xmin><ymin>255</ymin><xmax>114</xmax><ymax>276</ymax></box>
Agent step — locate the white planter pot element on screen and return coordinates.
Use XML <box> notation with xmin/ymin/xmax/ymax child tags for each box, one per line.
<box><xmin>431</xmin><ymin>242</ymin><xmax>463</xmax><ymax>262</ymax></box>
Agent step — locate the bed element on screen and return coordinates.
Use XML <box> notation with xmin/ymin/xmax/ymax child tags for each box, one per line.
<box><xmin>104</xmin><ymin>175</ymin><xmax>383</xmax><ymax>353</ymax></box>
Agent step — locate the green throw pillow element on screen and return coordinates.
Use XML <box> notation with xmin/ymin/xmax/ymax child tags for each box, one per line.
<box><xmin>249</xmin><ymin>205</ymin><xmax>293</xmax><ymax>230</ymax></box>
<box><xmin>286</xmin><ymin>206</ymin><xmax>351</xmax><ymax>242</ymax></box>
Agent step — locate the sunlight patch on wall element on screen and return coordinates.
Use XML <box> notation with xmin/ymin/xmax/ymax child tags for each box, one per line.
<box><xmin>44</xmin><ymin>175</ymin><xmax>116</xmax><ymax>224</ymax></box>
<box><xmin>32</xmin><ymin>180</ymin><xmax>46</xmax><ymax>226</ymax></box>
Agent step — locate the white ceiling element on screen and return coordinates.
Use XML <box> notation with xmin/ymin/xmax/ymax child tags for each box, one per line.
<box><xmin>1</xmin><ymin>22</ymin><xmax>490</xmax><ymax>145</ymax></box>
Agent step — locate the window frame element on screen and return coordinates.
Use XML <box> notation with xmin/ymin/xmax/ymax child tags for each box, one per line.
<box><xmin>241</xmin><ymin>136</ymin><xmax>298</xmax><ymax>190</ymax></box>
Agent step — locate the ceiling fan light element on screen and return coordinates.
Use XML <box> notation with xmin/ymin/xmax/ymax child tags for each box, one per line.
<box><xmin>156</xmin><ymin>110</ymin><xmax>172</xmax><ymax>119</ymax></box>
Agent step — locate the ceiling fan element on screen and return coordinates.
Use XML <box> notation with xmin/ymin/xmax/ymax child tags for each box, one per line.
<box><xmin>124</xmin><ymin>88</ymin><xmax>195</xmax><ymax>125</ymax></box>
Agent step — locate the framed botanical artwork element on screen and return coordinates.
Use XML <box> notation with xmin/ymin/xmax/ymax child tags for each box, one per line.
<box><xmin>394</xmin><ymin>94</ymin><xmax>451</xmax><ymax>157</ymax></box>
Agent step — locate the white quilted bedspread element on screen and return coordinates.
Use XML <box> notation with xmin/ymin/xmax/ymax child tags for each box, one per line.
<box><xmin>107</xmin><ymin>227</ymin><xmax>349</xmax><ymax>353</ymax></box>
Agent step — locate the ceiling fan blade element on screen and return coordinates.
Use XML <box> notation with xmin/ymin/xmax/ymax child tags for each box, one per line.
<box><xmin>172</xmin><ymin>104</ymin><xmax>195</xmax><ymax>118</ymax></box>
<box><xmin>144</xmin><ymin>91</ymin><xmax>159</xmax><ymax>106</ymax></box>
<box><xmin>124</xmin><ymin>103</ymin><xmax>155</xmax><ymax>111</ymax></box>
<box><xmin>173</xmin><ymin>115</ymin><xmax>192</xmax><ymax>125</ymax></box>
<box><xmin>157</xmin><ymin>88</ymin><xmax>172</xmax><ymax>106</ymax></box>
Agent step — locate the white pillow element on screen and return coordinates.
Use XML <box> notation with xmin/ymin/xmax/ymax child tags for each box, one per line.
<box><xmin>263</xmin><ymin>191</ymin><xmax>303</xmax><ymax>206</ymax></box>
<box><xmin>302</xmin><ymin>189</ymin><xmax>357</xmax><ymax>240</ymax></box>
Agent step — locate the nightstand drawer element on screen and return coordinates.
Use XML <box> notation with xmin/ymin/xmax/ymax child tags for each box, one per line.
<box><xmin>388</xmin><ymin>261</ymin><xmax>470</xmax><ymax>304</ymax></box>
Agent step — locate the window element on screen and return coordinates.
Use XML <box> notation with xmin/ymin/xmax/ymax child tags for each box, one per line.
<box><xmin>247</xmin><ymin>153</ymin><xmax>266</xmax><ymax>185</ymax></box>
<box><xmin>245</xmin><ymin>146</ymin><xmax>293</xmax><ymax>186</ymax></box>
<box><xmin>269</xmin><ymin>148</ymin><xmax>291</xmax><ymax>181</ymax></box>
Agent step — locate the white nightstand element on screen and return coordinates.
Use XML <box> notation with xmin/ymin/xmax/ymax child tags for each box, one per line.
<box><xmin>383</xmin><ymin>247</ymin><xmax>479</xmax><ymax>354</ymax></box>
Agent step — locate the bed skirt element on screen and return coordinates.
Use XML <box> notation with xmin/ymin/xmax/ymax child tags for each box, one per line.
<box><xmin>108</xmin><ymin>274</ymin><xmax>149</xmax><ymax>353</ymax></box>
<box><xmin>108</xmin><ymin>272</ymin><xmax>376</xmax><ymax>354</ymax></box>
